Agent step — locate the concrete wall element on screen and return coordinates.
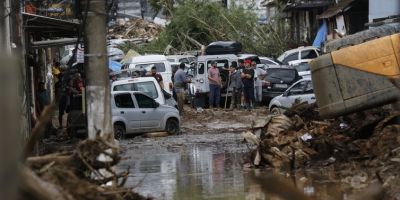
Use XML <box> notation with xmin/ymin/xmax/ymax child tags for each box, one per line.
<box><xmin>369</xmin><ymin>0</ymin><xmax>400</xmax><ymax>22</ymax></box>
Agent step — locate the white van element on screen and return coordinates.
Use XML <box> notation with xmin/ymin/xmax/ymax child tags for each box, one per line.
<box><xmin>122</xmin><ymin>55</ymin><xmax>173</xmax><ymax>94</ymax></box>
<box><xmin>189</xmin><ymin>54</ymin><xmax>238</xmax><ymax>107</ymax></box>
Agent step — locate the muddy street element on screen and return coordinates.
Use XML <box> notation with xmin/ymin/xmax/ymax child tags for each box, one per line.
<box><xmin>118</xmin><ymin>109</ymin><xmax>357</xmax><ymax>200</ymax></box>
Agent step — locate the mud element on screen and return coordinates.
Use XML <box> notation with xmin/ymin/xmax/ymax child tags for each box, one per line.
<box><xmin>116</xmin><ymin>107</ymin><xmax>385</xmax><ymax>200</ymax></box>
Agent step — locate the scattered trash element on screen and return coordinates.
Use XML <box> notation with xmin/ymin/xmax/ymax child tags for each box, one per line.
<box><xmin>340</xmin><ymin>123</ymin><xmax>349</xmax><ymax>129</ymax></box>
<box><xmin>300</xmin><ymin>133</ymin><xmax>313</xmax><ymax>142</ymax></box>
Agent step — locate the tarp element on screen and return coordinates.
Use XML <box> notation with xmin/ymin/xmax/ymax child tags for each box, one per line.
<box><xmin>109</xmin><ymin>60</ymin><xmax>122</xmax><ymax>72</ymax></box>
<box><xmin>312</xmin><ymin>20</ymin><xmax>328</xmax><ymax>48</ymax></box>
<box><xmin>121</xmin><ymin>49</ymin><xmax>141</xmax><ymax>64</ymax></box>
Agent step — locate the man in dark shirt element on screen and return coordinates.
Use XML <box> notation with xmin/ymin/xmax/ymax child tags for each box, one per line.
<box><xmin>241</xmin><ymin>59</ymin><xmax>255</xmax><ymax>110</ymax></box>
<box><xmin>148</xmin><ymin>66</ymin><xmax>164</xmax><ymax>89</ymax></box>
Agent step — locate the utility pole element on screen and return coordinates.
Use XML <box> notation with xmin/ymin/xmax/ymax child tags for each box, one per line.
<box><xmin>83</xmin><ymin>0</ymin><xmax>114</xmax><ymax>140</ymax></box>
<box><xmin>0</xmin><ymin>1</ymin><xmax>22</xmax><ymax>199</ymax></box>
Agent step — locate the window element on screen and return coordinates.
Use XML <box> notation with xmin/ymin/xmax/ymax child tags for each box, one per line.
<box><xmin>289</xmin><ymin>81</ymin><xmax>308</xmax><ymax>95</ymax></box>
<box><xmin>207</xmin><ymin>60</ymin><xmax>228</xmax><ymax>69</ymax></box>
<box><xmin>113</xmin><ymin>81</ymin><xmax>158</xmax><ymax>99</ymax></box>
<box><xmin>294</xmin><ymin>63</ymin><xmax>310</xmax><ymax>72</ymax></box>
<box><xmin>135</xmin><ymin>94</ymin><xmax>155</xmax><ymax>108</ymax></box>
<box><xmin>178</xmin><ymin>58</ymin><xmax>189</xmax><ymax>64</ymax></box>
<box><xmin>301</xmin><ymin>50</ymin><xmax>318</xmax><ymax>59</ymax></box>
<box><xmin>282</xmin><ymin>53</ymin><xmax>299</xmax><ymax>65</ymax></box>
<box><xmin>114</xmin><ymin>94</ymin><xmax>135</xmax><ymax>108</ymax></box>
<box><xmin>135</xmin><ymin>63</ymin><xmax>166</xmax><ymax>72</ymax></box>
<box><xmin>266</xmin><ymin>69</ymin><xmax>297</xmax><ymax>82</ymax></box>
<box><xmin>198</xmin><ymin>63</ymin><xmax>205</xmax><ymax>74</ymax></box>
<box><xmin>305</xmin><ymin>81</ymin><xmax>313</xmax><ymax>94</ymax></box>
<box><xmin>260</xmin><ymin>59</ymin><xmax>277</xmax><ymax>65</ymax></box>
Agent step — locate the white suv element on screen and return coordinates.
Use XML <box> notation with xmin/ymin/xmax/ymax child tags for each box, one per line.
<box><xmin>112</xmin><ymin>91</ymin><xmax>180</xmax><ymax>138</ymax></box>
<box><xmin>277</xmin><ymin>46</ymin><xmax>320</xmax><ymax>65</ymax></box>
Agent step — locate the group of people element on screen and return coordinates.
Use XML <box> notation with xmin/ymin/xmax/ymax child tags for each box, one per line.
<box><xmin>169</xmin><ymin>59</ymin><xmax>267</xmax><ymax>114</ymax></box>
<box><xmin>208</xmin><ymin>59</ymin><xmax>267</xmax><ymax>110</ymax></box>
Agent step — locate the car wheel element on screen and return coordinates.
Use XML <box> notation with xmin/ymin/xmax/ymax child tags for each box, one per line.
<box><xmin>165</xmin><ymin>118</ymin><xmax>179</xmax><ymax>135</ymax></box>
<box><xmin>271</xmin><ymin>107</ymin><xmax>281</xmax><ymax>115</ymax></box>
<box><xmin>114</xmin><ymin>123</ymin><xmax>125</xmax><ymax>140</ymax></box>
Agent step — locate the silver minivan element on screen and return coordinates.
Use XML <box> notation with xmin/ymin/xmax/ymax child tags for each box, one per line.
<box><xmin>112</xmin><ymin>91</ymin><xmax>180</xmax><ymax>138</ymax></box>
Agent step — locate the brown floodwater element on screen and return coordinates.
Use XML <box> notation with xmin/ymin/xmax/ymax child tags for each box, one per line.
<box><xmin>118</xmin><ymin>132</ymin><xmax>356</xmax><ymax>200</ymax></box>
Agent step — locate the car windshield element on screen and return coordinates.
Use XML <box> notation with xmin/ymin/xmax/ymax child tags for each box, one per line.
<box><xmin>266</xmin><ymin>68</ymin><xmax>296</xmax><ymax>82</ymax></box>
<box><xmin>134</xmin><ymin>63</ymin><xmax>166</xmax><ymax>72</ymax></box>
<box><xmin>113</xmin><ymin>81</ymin><xmax>158</xmax><ymax>99</ymax></box>
<box><xmin>294</xmin><ymin>63</ymin><xmax>310</xmax><ymax>72</ymax></box>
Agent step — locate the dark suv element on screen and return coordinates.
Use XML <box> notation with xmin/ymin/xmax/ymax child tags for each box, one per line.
<box><xmin>262</xmin><ymin>66</ymin><xmax>301</xmax><ymax>103</ymax></box>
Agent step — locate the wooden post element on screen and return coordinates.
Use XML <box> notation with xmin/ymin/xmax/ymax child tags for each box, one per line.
<box><xmin>83</xmin><ymin>0</ymin><xmax>114</xmax><ymax>140</ymax></box>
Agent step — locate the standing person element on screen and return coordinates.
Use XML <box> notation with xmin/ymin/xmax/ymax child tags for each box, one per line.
<box><xmin>55</xmin><ymin>71</ymin><xmax>69</xmax><ymax>129</ymax></box>
<box><xmin>241</xmin><ymin>60</ymin><xmax>255</xmax><ymax>110</ymax></box>
<box><xmin>237</xmin><ymin>59</ymin><xmax>246</xmax><ymax>108</ymax></box>
<box><xmin>73</xmin><ymin>73</ymin><xmax>84</xmax><ymax>93</ymax></box>
<box><xmin>252</xmin><ymin>61</ymin><xmax>267</xmax><ymax>107</ymax></box>
<box><xmin>208</xmin><ymin>61</ymin><xmax>222</xmax><ymax>109</ymax></box>
<box><xmin>148</xmin><ymin>66</ymin><xmax>164</xmax><ymax>89</ymax></box>
<box><xmin>37</xmin><ymin>82</ymin><xmax>49</xmax><ymax>114</ymax></box>
<box><xmin>229</xmin><ymin>61</ymin><xmax>243</xmax><ymax>109</ymax></box>
<box><xmin>174</xmin><ymin>63</ymin><xmax>189</xmax><ymax>114</ymax></box>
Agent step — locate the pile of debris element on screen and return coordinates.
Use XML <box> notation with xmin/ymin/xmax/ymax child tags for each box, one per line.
<box><xmin>19</xmin><ymin>137</ymin><xmax>150</xmax><ymax>200</ymax></box>
<box><xmin>108</xmin><ymin>18</ymin><xmax>163</xmax><ymax>42</ymax></box>
<box><xmin>243</xmin><ymin>102</ymin><xmax>400</xmax><ymax>191</ymax></box>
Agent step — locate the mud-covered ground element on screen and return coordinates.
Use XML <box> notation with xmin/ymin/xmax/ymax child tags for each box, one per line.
<box><xmin>40</xmin><ymin>106</ymin><xmax>400</xmax><ymax>199</ymax></box>
<box><xmin>116</xmin><ymin>107</ymin><xmax>400</xmax><ymax>200</ymax></box>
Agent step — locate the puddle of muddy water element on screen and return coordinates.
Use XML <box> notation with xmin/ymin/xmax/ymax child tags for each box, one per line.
<box><xmin>118</xmin><ymin>133</ymin><xmax>354</xmax><ymax>200</ymax></box>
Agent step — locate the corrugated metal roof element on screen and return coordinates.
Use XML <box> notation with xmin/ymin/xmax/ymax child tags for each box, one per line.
<box><xmin>317</xmin><ymin>0</ymin><xmax>357</xmax><ymax>19</ymax></box>
<box><xmin>283</xmin><ymin>0</ymin><xmax>333</xmax><ymax>11</ymax></box>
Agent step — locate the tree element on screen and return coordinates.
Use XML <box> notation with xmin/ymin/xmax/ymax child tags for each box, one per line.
<box><xmin>139</xmin><ymin>0</ymin><xmax>292</xmax><ymax>57</ymax></box>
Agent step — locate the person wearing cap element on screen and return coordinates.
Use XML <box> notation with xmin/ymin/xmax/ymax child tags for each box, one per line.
<box><xmin>228</xmin><ymin>61</ymin><xmax>243</xmax><ymax>109</ymax></box>
<box><xmin>208</xmin><ymin>61</ymin><xmax>222</xmax><ymax>109</ymax></box>
<box><xmin>241</xmin><ymin>59</ymin><xmax>255</xmax><ymax>110</ymax></box>
<box><xmin>252</xmin><ymin>61</ymin><xmax>266</xmax><ymax>107</ymax></box>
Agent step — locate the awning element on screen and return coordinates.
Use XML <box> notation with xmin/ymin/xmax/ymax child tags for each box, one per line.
<box><xmin>317</xmin><ymin>0</ymin><xmax>357</xmax><ymax>19</ymax></box>
<box><xmin>283</xmin><ymin>1</ymin><xmax>332</xmax><ymax>11</ymax></box>
<box><xmin>23</xmin><ymin>12</ymin><xmax>80</xmax><ymax>38</ymax></box>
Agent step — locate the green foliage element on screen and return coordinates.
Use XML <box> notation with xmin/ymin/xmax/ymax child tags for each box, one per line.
<box><xmin>138</xmin><ymin>0</ymin><xmax>293</xmax><ymax>57</ymax></box>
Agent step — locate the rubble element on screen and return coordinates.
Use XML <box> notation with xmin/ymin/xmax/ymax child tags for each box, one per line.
<box><xmin>108</xmin><ymin>18</ymin><xmax>163</xmax><ymax>42</ymax></box>
<box><xmin>242</xmin><ymin>102</ymin><xmax>400</xmax><ymax>196</ymax></box>
<box><xmin>20</xmin><ymin>138</ymin><xmax>151</xmax><ymax>200</ymax></box>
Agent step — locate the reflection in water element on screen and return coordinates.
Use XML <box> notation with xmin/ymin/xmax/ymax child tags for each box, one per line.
<box><xmin>119</xmin><ymin>134</ymin><xmax>350</xmax><ymax>200</ymax></box>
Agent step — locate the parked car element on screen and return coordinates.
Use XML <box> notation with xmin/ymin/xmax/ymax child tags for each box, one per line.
<box><xmin>112</xmin><ymin>91</ymin><xmax>180</xmax><ymax>138</ymax></box>
<box><xmin>268</xmin><ymin>77</ymin><xmax>315</xmax><ymax>114</ymax></box>
<box><xmin>259</xmin><ymin>56</ymin><xmax>280</xmax><ymax>65</ymax></box>
<box><xmin>121</xmin><ymin>55</ymin><xmax>173</xmax><ymax>94</ymax></box>
<box><xmin>111</xmin><ymin>77</ymin><xmax>177</xmax><ymax>108</ymax></box>
<box><xmin>262</xmin><ymin>65</ymin><xmax>302</xmax><ymax>103</ymax></box>
<box><xmin>293</xmin><ymin>61</ymin><xmax>311</xmax><ymax>78</ymax></box>
<box><xmin>277</xmin><ymin>46</ymin><xmax>320</xmax><ymax>65</ymax></box>
<box><xmin>166</xmin><ymin>55</ymin><xmax>196</xmax><ymax>64</ymax></box>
